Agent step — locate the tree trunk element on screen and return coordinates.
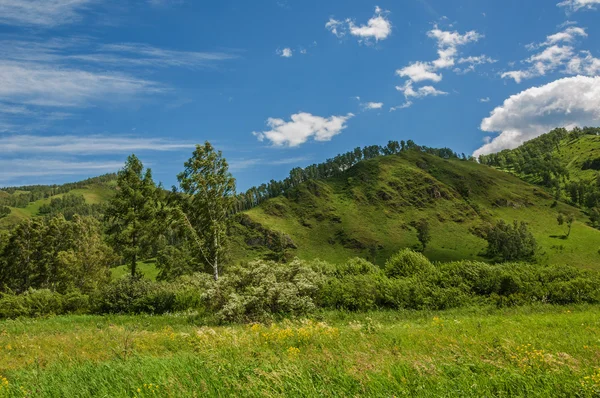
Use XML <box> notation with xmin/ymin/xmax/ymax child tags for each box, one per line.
<box><xmin>213</xmin><ymin>233</ymin><xmax>219</xmax><ymax>281</ymax></box>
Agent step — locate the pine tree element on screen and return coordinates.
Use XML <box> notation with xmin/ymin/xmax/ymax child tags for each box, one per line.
<box><xmin>176</xmin><ymin>142</ymin><xmax>236</xmax><ymax>280</ymax></box>
<box><xmin>105</xmin><ymin>155</ymin><xmax>157</xmax><ymax>278</ymax></box>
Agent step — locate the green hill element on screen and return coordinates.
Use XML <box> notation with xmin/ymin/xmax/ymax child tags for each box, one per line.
<box><xmin>0</xmin><ymin>176</ymin><xmax>116</xmax><ymax>230</ymax></box>
<box><xmin>232</xmin><ymin>150</ymin><xmax>600</xmax><ymax>269</ymax></box>
<box><xmin>3</xmin><ymin>139</ymin><xmax>600</xmax><ymax>271</ymax></box>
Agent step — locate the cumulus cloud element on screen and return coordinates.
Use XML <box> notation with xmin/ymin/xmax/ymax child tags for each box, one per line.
<box><xmin>0</xmin><ymin>0</ymin><xmax>94</xmax><ymax>27</ymax></box>
<box><xmin>473</xmin><ymin>76</ymin><xmax>600</xmax><ymax>157</ymax></box>
<box><xmin>558</xmin><ymin>0</ymin><xmax>600</xmax><ymax>12</ymax></box>
<box><xmin>396</xmin><ymin>62</ymin><xmax>442</xmax><ymax>83</ymax></box>
<box><xmin>326</xmin><ymin>6</ymin><xmax>392</xmax><ymax>44</ymax></box>
<box><xmin>253</xmin><ymin>112</ymin><xmax>354</xmax><ymax>147</ymax></box>
<box><xmin>277</xmin><ymin>48</ymin><xmax>293</xmax><ymax>58</ymax></box>
<box><xmin>348</xmin><ymin>6</ymin><xmax>392</xmax><ymax>43</ymax></box>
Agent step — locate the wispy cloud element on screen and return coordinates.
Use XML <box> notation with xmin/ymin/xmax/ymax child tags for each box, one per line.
<box><xmin>557</xmin><ymin>0</ymin><xmax>600</xmax><ymax>12</ymax></box>
<box><xmin>0</xmin><ymin>159</ymin><xmax>123</xmax><ymax>184</ymax></box>
<box><xmin>0</xmin><ymin>0</ymin><xmax>95</xmax><ymax>27</ymax></box>
<box><xmin>0</xmin><ymin>134</ymin><xmax>195</xmax><ymax>154</ymax></box>
<box><xmin>395</xmin><ymin>24</ymin><xmax>486</xmax><ymax>104</ymax></box>
<box><xmin>501</xmin><ymin>25</ymin><xmax>595</xmax><ymax>83</ymax></box>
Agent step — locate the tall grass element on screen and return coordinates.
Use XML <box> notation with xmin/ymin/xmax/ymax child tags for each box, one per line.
<box><xmin>0</xmin><ymin>305</ymin><xmax>599</xmax><ymax>397</ymax></box>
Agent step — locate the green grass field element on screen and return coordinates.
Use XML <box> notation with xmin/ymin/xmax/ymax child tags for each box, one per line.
<box><xmin>111</xmin><ymin>260</ymin><xmax>160</xmax><ymax>281</ymax></box>
<box><xmin>0</xmin><ymin>305</ymin><xmax>599</xmax><ymax>397</ymax></box>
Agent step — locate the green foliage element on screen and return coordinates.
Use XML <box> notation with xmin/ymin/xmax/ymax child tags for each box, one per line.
<box><xmin>105</xmin><ymin>155</ymin><xmax>157</xmax><ymax>277</ymax></box>
<box><xmin>485</xmin><ymin>220</ymin><xmax>537</xmax><ymax>262</ymax></box>
<box><xmin>0</xmin><ymin>206</ymin><xmax>10</xmax><ymax>219</ymax></box>
<box><xmin>415</xmin><ymin>218</ymin><xmax>431</xmax><ymax>251</ymax></box>
<box><xmin>0</xmin><ymin>289</ymin><xmax>90</xmax><ymax>318</ymax></box>
<box><xmin>0</xmin><ymin>216</ymin><xmax>115</xmax><ymax>294</ymax></box>
<box><xmin>384</xmin><ymin>249</ymin><xmax>436</xmax><ymax>278</ymax></box>
<box><xmin>201</xmin><ymin>259</ymin><xmax>324</xmax><ymax>323</ymax></box>
<box><xmin>176</xmin><ymin>142</ymin><xmax>236</xmax><ymax>280</ymax></box>
<box><xmin>557</xmin><ymin>212</ymin><xmax>575</xmax><ymax>238</ymax></box>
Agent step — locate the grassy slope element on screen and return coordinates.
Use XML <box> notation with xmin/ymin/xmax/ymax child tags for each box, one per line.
<box><xmin>235</xmin><ymin>151</ymin><xmax>600</xmax><ymax>269</ymax></box>
<box><xmin>0</xmin><ymin>184</ymin><xmax>115</xmax><ymax>230</ymax></box>
<box><xmin>558</xmin><ymin>134</ymin><xmax>600</xmax><ymax>182</ymax></box>
<box><xmin>0</xmin><ymin>305</ymin><xmax>599</xmax><ymax>397</ymax></box>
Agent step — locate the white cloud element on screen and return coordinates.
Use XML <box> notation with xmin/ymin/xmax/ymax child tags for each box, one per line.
<box><xmin>253</xmin><ymin>112</ymin><xmax>354</xmax><ymax>147</ymax></box>
<box><xmin>0</xmin><ymin>0</ymin><xmax>94</xmax><ymax>27</ymax></box>
<box><xmin>277</xmin><ymin>48</ymin><xmax>293</xmax><ymax>58</ymax></box>
<box><xmin>326</xmin><ymin>6</ymin><xmax>392</xmax><ymax>44</ymax></box>
<box><xmin>0</xmin><ymin>159</ymin><xmax>123</xmax><ymax>183</ymax></box>
<box><xmin>390</xmin><ymin>101</ymin><xmax>413</xmax><ymax>111</ymax></box>
<box><xmin>474</xmin><ymin>76</ymin><xmax>600</xmax><ymax>157</ymax></box>
<box><xmin>558</xmin><ymin>0</ymin><xmax>600</xmax><ymax>12</ymax></box>
<box><xmin>362</xmin><ymin>102</ymin><xmax>384</xmax><ymax>110</ymax></box>
<box><xmin>565</xmin><ymin>50</ymin><xmax>600</xmax><ymax>75</ymax></box>
<box><xmin>502</xmin><ymin>45</ymin><xmax>575</xmax><ymax>82</ymax></box>
<box><xmin>348</xmin><ymin>6</ymin><xmax>392</xmax><ymax>43</ymax></box>
<box><xmin>479</xmin><ymin>97</ymin><xmax>490</xmax><ymax>103</ymax></box>
<box><xmin>396</xmin><ymin>81</ymin><xmax>448</xmax><ymax>98</ymax></box>
<box><xmin>325</xmin><ymin>18</ymin><xmax>346</xmax><ymax>38</ymax></box>
<box><xmin>0</xmin><ymin>39</ymin><xmax>236</xmax><ymax>111</ymax></box>
<box><xmin>0</xmin><ymin>61</ymin><xmax>163</xmax><ymax>107</ymax></box>
<box><xmin>544</xmin><ymin>26</ymin><xmax>587</xmax><ymax>45</ymax></box>
<box><xmin>428</xmin><ymin>25</ymin><xmax>482</xmax><ymax>69</ymax></box>
<box><xmin>395</xmin><ymin>25</ymin><xmax>485</xmax><ymax>105</ymax></box>
<box><xmin>0</xmin><ymin>135</ymin><xmax>194</xmax><ymax>154</ymax></box>
<box><xmin>396</xmin><ymin>61</ymin><xmax>442</xmax><ymax>83</ymax></box>
<box><xmin>502</xmin><ymin>26</ymin><xmax>593</xmax><ymax>83</ymax></box>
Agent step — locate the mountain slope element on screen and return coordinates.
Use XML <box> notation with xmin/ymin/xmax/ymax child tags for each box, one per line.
<box><xmin>232</xmin><ymin>150</ymin><xmax>600</xmax><ymax>269</ymax></box>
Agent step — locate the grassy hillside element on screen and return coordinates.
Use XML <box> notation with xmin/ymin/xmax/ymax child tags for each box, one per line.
<box><xmin>1</xmin><ymin>305</ymin><xmax>599</xmax><ymax>397</ymax></box>
<box><xmin>557</xmin><ymin>134</ymin><xmax>600</xmax><ymax>182</ymax></box>
<box><xmin>232</xmin><ymin>150</ymin><xmax>600</xmax><ymax>269</ymax></box>
<box><xmin>0</xmin><ymin>182</ymin><xmax>115</xmax><ymax>230</ymax></box>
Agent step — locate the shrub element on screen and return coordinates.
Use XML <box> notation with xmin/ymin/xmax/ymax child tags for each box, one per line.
<box><xmin>202</xmin><ymin>258</ymin><xmax>324</xmax><ymax>323</ymax></box>
<box><xmin>485</xmin><ymin>220</ymin><xmax>537</xmax><ymax>262</ymax></box>
<box><xmin>93</xmin><ymin>277</ymin><xmax>177</xmax><ymax>314</ymax></box>
<box><xmin>384</xmin><ymin>249</ymin><xmax>436</xmax><ymax>278</ymax></box>
<box><xmin>0</xmin><ymin>289</ymin><xmax>90</xmax><ymax>319</ymax></box>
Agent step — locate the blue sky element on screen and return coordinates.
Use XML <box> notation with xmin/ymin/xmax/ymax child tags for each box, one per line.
<box><xmin>1</xmin><ymin>0</ymin><xmax>600</xmax><ymax>190</ymax></box>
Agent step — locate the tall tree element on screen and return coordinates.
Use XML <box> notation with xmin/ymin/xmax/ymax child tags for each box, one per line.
<box><xmin>105</xmin><ymin>155</ymin><xmax>157</xmax><ymax>278</ymax></box>
<box><xmin>557</xmin><ymin>212</ymin><xmax>575</xmax><ymax>238</ymax></box>
<box><xmin>177</xmin><ymin>142</ymin><xmax>236</xmax><ymax>280</ymax></box>
<box><xmin>415</xmin><ymin>219</ymin><xmax>431</xmax><ymax>252</ymax></box>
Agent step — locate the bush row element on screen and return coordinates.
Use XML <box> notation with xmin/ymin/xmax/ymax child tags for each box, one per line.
<box><xmin>1</xmin><ymin>250</ymin><xmax>599</xmax><ymax>322</ymax></box>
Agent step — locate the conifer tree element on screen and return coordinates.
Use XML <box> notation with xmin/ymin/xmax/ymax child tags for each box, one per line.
<box><xmin>105</xmin><ymin>155</ymin><xmax>157</xmax><ymax>278</ymax></box>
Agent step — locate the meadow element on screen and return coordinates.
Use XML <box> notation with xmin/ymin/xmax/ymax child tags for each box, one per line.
<box><xmin>0</xmin><ymin>305</ymin><xmax>599</xmax><ymax>397</ymax></box>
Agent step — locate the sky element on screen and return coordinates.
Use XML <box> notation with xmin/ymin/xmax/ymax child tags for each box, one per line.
<box><xmin>1</xmin><ymin>0</ymin><xmax>600</xmax><ymax>190</ymax></box>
